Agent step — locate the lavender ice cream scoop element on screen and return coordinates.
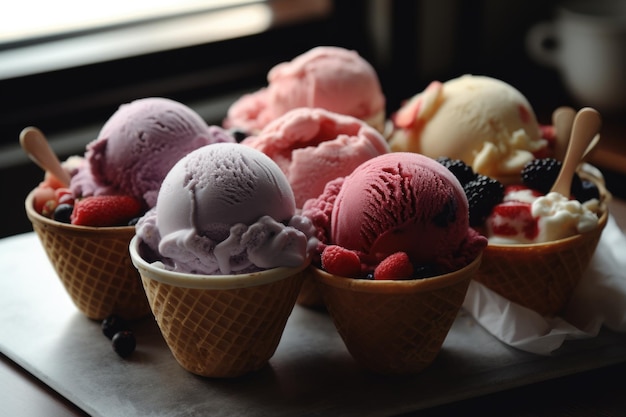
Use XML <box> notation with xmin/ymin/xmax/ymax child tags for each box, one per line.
<box><xmin>136</xmin><ymin>143</ymin><xmax>316</xmax><ymax>275</ymax></box>
<box><xmin>70</xmin><ymin>97</ymin><xmax>235</xmax><ymax>208</ymax></box>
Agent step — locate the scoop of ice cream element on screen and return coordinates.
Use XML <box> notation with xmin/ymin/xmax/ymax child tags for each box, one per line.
<box><xmin>390</xmin><ymin>75</ymin><xmax>548</xmax><ymax>183</ymax></box>
<box><xmin>223</xmin><ymin>46</ymin><xmax>386</xmax><ymax>133</ymax></box>
<box><xmin>303</xmin><ymin>152</ymin><xmax>487</xmax><ymax>274</ymax></box>
<box><xmin>136</xmin><ymin>143</ymin><xmax>316</xmax><ymax>275</ymax></box>
<box><xmin>70</xmin><ymin>97</ymin><xmax>235</xmax><ymax>208</ymax></box>
<box><xmin>242</xmin><ymin>108</ymin><xmax>389</xmax><ymax>207</ymax></box>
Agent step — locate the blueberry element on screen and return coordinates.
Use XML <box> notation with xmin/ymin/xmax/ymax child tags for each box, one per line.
<box><xmin>102</xmin><ymin>315</ymin><xmax>128</xmax><ymax>339</ymax></box>
<box><xmin>112</xmin><ymin>331</ymin><xmax>136</xmax><ymax>358</ymax></box>
<box><xmin>53</xmin><ymin>203</ymin><xmax>73</xmax><ymax>224</ymax></box>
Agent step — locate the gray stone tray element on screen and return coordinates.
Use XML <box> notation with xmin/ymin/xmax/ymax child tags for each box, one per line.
<box><xmin>2</xmin><ymin>233</ymin><xmax>626</xmax><ymax>417</ymax></box>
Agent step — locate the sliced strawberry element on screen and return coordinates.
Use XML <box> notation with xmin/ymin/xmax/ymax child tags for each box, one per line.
<box><xmin>374</xmin><ymin>252</ymin><xmax>414</xmax><ymax>280</ymax></box>
<box><xmin>321</xmin><ymin>245</ymin><xmax>361</xmax><ymax>278</ymax></box>
<box><xmin>71</xmin><ymin>195</ymin><xmax>142</xmax><ymax>227</ymax></box>
<box><xmin>488</xmin><ymin>201</ymin><xmax>539</xmax><ymax>241</ymax></box>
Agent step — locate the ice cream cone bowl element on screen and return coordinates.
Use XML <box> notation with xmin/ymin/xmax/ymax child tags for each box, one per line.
<box><xmin>296</xmin><ymin>268</ymin><xmax>325</xmax><ymax>308</ymax></box>
<box><xmin>474</xmin><ymin>206</ymin><xmax>608</xmax><ymax>317</ymax></box>
<box><xmin>25</xmin><ymin>190</ymin><xmax>151</xmax><ymax>320</ymax></box>
<box><xmin>312</xmin><ymin>254</ymin><xmax>483</xmax><ymax>374</ymax></box>
<box><xmin>129</xmin><ymin>236</ymin><xmax>308</xmax><ymax>378</ymax></box>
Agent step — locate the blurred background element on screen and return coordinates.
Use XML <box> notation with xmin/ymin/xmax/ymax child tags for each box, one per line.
<box><xmin>1</xmin><ymin>0</ymin><xmax>625</xmax><ymax>238</ymax></box>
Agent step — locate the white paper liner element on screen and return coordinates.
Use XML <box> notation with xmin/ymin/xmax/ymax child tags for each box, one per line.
<box><xmin>463</xmin><ymin>214</ymin><xmax>626</xmax><ymax>355</ymax></box>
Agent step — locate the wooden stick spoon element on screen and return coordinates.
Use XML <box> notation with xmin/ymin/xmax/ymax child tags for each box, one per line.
<box><xmin>550</xmin><ymin>107</ymin><xmax>602</xmax><ymax>196</ymax></box>
<box><xmin>552</xmin><ymin>106</ymin><xmax>576</xmax><ymax>161</ymax></box>
<box><xmin>19</xmin><ymin>126</ymin><xmax>71</xmax><ymax>187</ymax></box>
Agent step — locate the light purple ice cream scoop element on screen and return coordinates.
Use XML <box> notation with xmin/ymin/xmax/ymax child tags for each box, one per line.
<box><xmin>136</xmin><ymin>142</ymin><xmax>316</xmax><ymax>275</ymax></box>
<box><xmin>70</xmin><ymin>97</ymin><xmax>235</xmax><ymax>208</ymax></box>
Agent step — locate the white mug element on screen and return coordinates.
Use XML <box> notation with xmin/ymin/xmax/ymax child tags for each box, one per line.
<box><xmin>526</xmin><ymin>0</ymin><xmax>626</xmax><ymax>114</ymax></box>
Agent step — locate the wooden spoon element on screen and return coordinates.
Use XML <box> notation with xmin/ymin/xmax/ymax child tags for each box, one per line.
<box><xmin>552</xmin><ymin>106</ymin><xmax>576</xmax><ymax>161</ymax></box>
<box><xmin>550</xmin><ymin>107</ymin><xmax>602</xmax><ymax>196</ymax></box>
<box><xmin>19</xmin><ymin>126</ymin><xmax>71</xmax><ymax>187</ymax></box>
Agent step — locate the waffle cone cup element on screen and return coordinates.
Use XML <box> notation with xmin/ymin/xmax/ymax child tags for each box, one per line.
<box><xmin>25</xmin><ymin>190</ymin><xmax>151</xmax><ymax>320</ymax></box>
<box><xmin>296</xmin><ymin>269</ymin><xmax>325</xmax><ymax>308</ymax></box>
<box><xmin>474</xmin><ymin>207</ymin><xmax>608</xmax><ymax>317</ymax></box>
<box><xmin>474</xmin><ymin>168</ymin><xmax>610</xmax><ymax>317</ymax></box>
<box><xmin>313</xmin><ymin>254</ymin><xmax>483</xmax><ymax>374</ymax></box>
<box><xmin>129</xmin><ymin>236</ymin><xmax>308</xmax><ymax>378</ymax></box>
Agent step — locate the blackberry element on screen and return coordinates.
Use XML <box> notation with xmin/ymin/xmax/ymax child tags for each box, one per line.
<box><xmin>521</xmin><ymin>158</ymin><xmax>561</xmax><ymax>194</ymax></box>
<box><xmin>463</xmin><ymin>174</ymin><xmax>504</xmax><ymax>226</ymax></box>
<box><xmin>53</xmin><ymin>203</ymin><xmax>73</xmax><ymax>224</ymax></box>
<box><xmin>436</xmin><ymin>157</ymin><xmax>476</xmax><ymax>186</ymax></box>
<box><xmin>522</xmin><ymin>158</ymin><xmax>583</xmax><ymax>196</ymax></box>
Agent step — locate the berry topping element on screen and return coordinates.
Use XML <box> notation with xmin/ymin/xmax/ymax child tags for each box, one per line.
<box><xmin>488</xmin><ymin>201</ymin><xmax>538</xmax><ymax>241</ymax></box>
<box><xmin>374</xmin><ymin>252</ymin><xmax>414</xmax><ymax>280</ymax></box>
<box><xmin>53</xmin><ymin>203</ymin><xmax>74</xmax><ymax>224</ymax></box>
<box><xmin>574</xmin><ymin>179</ymin><xmax>600</xmax><ymax>203</ymax></box>
<box><xmin>102</xmin><ymin>314</ymin><xmax>129</xmax><ymax>340</ymax></box>
<box><xmin>436</xmin><ymin>157</ymin><xmax>476</xmax><ymax>186</ymax></box>
<box><xmin>321</xmin><ymin>245</ymin><xmax>361</xmax><ymax>277</ymax></box>
<box><xmin>521</xmin><ymin>158</ymin><xmax>582</xmax><ymax>196</ymax></box>
<box><xmin>112</xmin><ymin>331</ymin><xmax>136</xmax><ymax>358</ymax></box>
<box><xmin>71</xmin><ymin>195</ymin><xmax>142</xmax><ymax>227</ymax></box>
<box><xmin>463</xmin><ymin>174</ymin><xmax>504</xmax><ymax>227</ymax></box>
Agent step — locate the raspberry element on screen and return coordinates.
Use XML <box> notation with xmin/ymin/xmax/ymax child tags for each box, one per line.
<box><xmin>374</xmin><ymin>252</ymin><xmax>414</xmax><ymax>280</ymax></box>
<box><xmin>71</xmin><ymin>195</ymin><xmax>143</xmax><ymax>227</ymax></box>
<box><xmin>436</xmin><ymin>157</ymin><xmax>476</xmax><ymax>186</ymax></box>
<box><xmin>321</xmin><ymin>245</ymin><xmax>361</xmax><ymax>277</ymax></box>
<box><xmin>463</xmin><ymin>175</ymin><xmax>504</xmax><ymax>227</ymax></box>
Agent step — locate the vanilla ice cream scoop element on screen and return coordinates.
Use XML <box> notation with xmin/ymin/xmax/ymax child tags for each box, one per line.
<box><xmin>390</xmin><ymin>75</ymin><xmax>548</xmax><ymax>183</ymax></box>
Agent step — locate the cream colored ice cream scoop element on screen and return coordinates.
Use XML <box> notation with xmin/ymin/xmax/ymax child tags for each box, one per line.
<box><xmin>19</xmin><ymin>126</ymin><xmax>71</xmax><ymax>187</ymax></box>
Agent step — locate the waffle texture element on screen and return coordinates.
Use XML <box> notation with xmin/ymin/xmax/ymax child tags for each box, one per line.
<box><xmin>474</xmin><ymin>208</ymin><xmax>608</xmax><ymax>316</ymax></box>
<box><xmin>130</xmin><ymin>236</ymin><xmax>308</xmax><ymax>378</ymax></box>
<box><xmin>296</xmin><ymin>269</ymin><xmax>325</xmax><ymax>308</ymax></box>
<box><xmin>25</xmin><ymin>191</ymin><xmax>150</xmax><ymax>320</ymax></box>
<box><xmin>313</xmin><ymin>255</ymin><xmax>482</xmax><ymax>374</ymax></box>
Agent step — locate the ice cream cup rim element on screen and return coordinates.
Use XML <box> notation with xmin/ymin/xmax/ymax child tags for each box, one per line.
<box><xmin>312</xmin><ymin>253</ymin><xmax>482</xmax><ymax>294</ymax></box>
<box><xmin>129</xmin><ymin>235</ymin><xmax>311</xmax><ymax>290</ymax></box>
<box><xmin>25</xmin><ymin>189</ymin><xmax>135</xmax><ymax>235</ymax></box>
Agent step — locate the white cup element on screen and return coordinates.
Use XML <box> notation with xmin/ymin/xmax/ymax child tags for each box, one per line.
<box><xmin>526</xmin><ymin>0</ymin><xmax>626</xmax><ymax>114</ymax></box>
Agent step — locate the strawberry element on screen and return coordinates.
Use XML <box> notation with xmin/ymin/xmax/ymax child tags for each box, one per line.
<box><xmin>488</xmin><ymin>201</ymin><xmax>538</xmax><ymax>241</ymax></box>
<box><xmin>321</xmin><ymin>245</ymin><xmax>361</xmax><ymax>277</ymax></box>
<box><xmin>32</xmin><ymin>186</ymin><xmax>56</xmax><ymax>215</ymax></box>
<box><xmin>71</xmin><ymin>195</ymin><xmax>142</xmax><ymax>227</ymax></box>
<box><xmin>374</xmin><ymin>252</ymin><xmax>414</xmax><ymax>280</ymax></box>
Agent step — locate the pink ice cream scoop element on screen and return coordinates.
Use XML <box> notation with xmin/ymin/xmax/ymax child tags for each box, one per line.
<box><xmin>242</xmin><ymin>107</ymin><xmax>389</xmax><ymax>208</ymax></box>
<box><xmin>223</xmin><ymin>46</ymin><xmax>386</xmax><ymax>133</ymax></box>
<box><xmin>303</xmin><ymin>152</ymin><xmax>487</xmax><ymax>274</ymax></box>
<box><xmin>70</xmin><ymin>97</ymin><xmax>234</xmax><ymax>208</ymax></box>
<box><xmin>136</xmin><ymin>143</ymin><xmax>316</xmax><ymax>275</ymax></box>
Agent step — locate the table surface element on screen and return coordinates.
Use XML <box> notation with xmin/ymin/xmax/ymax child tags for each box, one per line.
<box><xmin>1</xmin><ymin>199</ymin><xmax>625</xmax><ymax>417</ymax></box>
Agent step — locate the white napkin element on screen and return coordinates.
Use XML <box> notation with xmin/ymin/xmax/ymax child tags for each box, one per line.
<box><xmin>463</xmin><ymin>214</ymin><xmax>626</xmax><ymax>355</ymax></box>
